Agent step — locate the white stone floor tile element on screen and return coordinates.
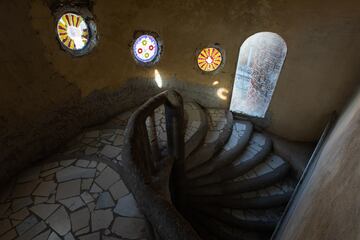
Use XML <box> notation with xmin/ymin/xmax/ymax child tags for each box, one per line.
<box><xmin>0</xmin><ymin>157</ymin><xmax>148</xmax><ymax>240</ymax></box>
<box><xmin>46</xmin><ymin>206</ymin><xmax>71</xmax><ymax>236</ymax></box>
<box><xmin>56</xmin><ymin>180</ymin><xmax>81</xmax><ymax>201</ymax></box>
<box><xmin>33</xmin><ymin>181</ymin><xmax>57</xmax><ymax>197</ymax></box>
<box><xmin>91</xmin><ymin>209</ymin><xmax>113</xmax><ymax>231</ymax></box>
<box><xmin>11</xmin><ymin>197</ymin><xmax>33</xmax><ymax>212</ymax></box>
<box><xmin>78</xmin><ymin>232</ymin><xmax>100</xmax><ymax>240</ymax></box>
<box><xmin>10</xmin><ymin>208</ymin><xmax>30</xmax><ymax>221</ymax></box>
<box><xmin>30</xmin><ymin>204</ymin><xmax>59</xmax><ymax>220</ymax></box>
<box><xmin>48</xmin><ymin>231</ymin><xmax>62</xmax><ymax>240</ymax></box>
<box><xmin>70</xmin><ymin>208</ymin><xmax>90</xmax><ymax>232</ymax></box>
<box><xmin>59</xmin><ymin>197</ymin><xmax>85</xmax><ymax>212</ymax></box>
<box><xmin>109</xmin><ymin>181</ymin><xmax>129</xmax><ymax>201</ymax></box>
<box><xmin>111</xmin><ymin>217</ymin><xmax>146</xmax><ymax>239</ymax></box>
<box><xmin>32</xmin><ymin>229</ymin><xmax>50</xmax><ymax>240</ymax></box>
<box><xmin>95</xmin><ymin>167</ymin><xmax>120</xmax><ymax>190</ymax></box>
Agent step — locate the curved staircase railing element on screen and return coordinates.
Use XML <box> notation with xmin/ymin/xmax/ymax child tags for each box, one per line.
<box><xmin>120</xmin><ymin>90</ymin><xmax>201</xmax><ymax>240</ymax></box>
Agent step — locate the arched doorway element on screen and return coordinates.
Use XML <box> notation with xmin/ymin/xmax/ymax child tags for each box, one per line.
<box><xmin>230</xmin><ymin>32</ymin><xmax>287</xmax><ymax>118</ymax></box>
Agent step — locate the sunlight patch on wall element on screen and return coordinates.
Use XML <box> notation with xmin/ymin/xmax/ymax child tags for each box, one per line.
<box><xmin>217</xmin><ymin>88</ymin><xmax>229</xmax><ymax>100</ymax></box>
<box><xmin>154</xmin><ymin>69</ymin><xmax>163</xmax><ymax>88</ymax></box>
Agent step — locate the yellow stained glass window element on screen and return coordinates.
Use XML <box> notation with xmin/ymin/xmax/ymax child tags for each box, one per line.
<box><xmin>197</xmin><ymin>47</ymin><xmax>222</xmax><ymax>72</ymax></box>
<box><xmin>57</xmin><ymin>13</ymin><xmax>89</xmax><ymax>50</ymax></box>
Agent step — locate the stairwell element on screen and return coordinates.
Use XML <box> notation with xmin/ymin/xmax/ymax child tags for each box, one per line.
<box><xmin>0</xmin><ymin>90</ymin><xmax>314</xmax><ymax>240</ymax></box>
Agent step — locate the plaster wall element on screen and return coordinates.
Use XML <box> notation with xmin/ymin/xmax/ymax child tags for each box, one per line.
<box><xmin>274</xmin><ymin>87</ymin><xmax>360</xmax><ymax>240</ymax></box>
<box><xmin>30</xmin><ymin>0</ymin><xmax>360</xmax><ymax>141</ymax></box>
<box><xmin>0</xmin><ymin>0</ymin><xmax>359</xmax><ymax>180</ymax></box>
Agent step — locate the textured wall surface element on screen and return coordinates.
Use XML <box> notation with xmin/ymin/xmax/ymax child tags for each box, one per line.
<box><xmin>0</xmin><ymin>0</ymin><xmax>359</xmax><ymax>181</ymax></box>
<box><xmin>275</xmin><ymin>88</ymin><xmax>360</xmax><ymax>240</ymax></box>
<box><xmin>29</xmin><ymin>0</ymin><xmax>360</xmax><ymax>141</ymax></box>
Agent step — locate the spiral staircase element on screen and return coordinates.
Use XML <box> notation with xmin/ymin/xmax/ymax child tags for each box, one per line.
<box><xmin>0</xmin><ymin>90</ymin><xmax>313</xmax><ymax>240</ymax></box>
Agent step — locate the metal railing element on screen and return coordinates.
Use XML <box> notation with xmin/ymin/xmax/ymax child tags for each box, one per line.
<box><xmin>120</xmin><ymin>90</ymin><xmax>201</xmax><ymax>240</ymax></box>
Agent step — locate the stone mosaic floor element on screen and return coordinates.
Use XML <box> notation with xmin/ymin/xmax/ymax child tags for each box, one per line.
<box><xmin>0</xmin><ymin>100</ymin><xmax>301</xmax><ymax>240</ymax></box>
<box><xmin>59</xmin><ymin>110</ymin><xmax>133</xmax><ymax>164</ymax></box>
<box><xmin>0</xmin><ymin>158</ymin><xmax>149</xmax><ymax>240</ymax></box>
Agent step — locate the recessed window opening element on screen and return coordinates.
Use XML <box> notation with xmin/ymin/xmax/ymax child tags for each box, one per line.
<box><xmin>55</xmin><ymin>7</ymin><xmax>98</xmax><ymax>57</ymax></box>
<box><xmin>57</xmin><ymin>13</ymin><xmax>89</xmax><ymax>50</ymax></box>
<box><xmin>197</xmin><ymin>47</ymin><xmax>223</xmax><ymax>72</ymax></box>
<box><xmin>132</xmin><ymin>32</ymin><xmax>162</xmax><ymax>66</ymax></box>
<box><xmin>230</xmin><ymin>32</ymin><xmax>287</xmax><ymax>118</ymax></box>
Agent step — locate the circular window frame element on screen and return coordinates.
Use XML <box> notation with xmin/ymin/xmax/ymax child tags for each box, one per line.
<box><xmin>131</xmin><ymin>31</ymin><xmax>163</xmax><ymax>67</ymax></box>
<box><xmin>195</xmin><ymin>44</ymin><xmax>225</xmax><ymax>75</ymax></box>
<box><xmin>54</xmin><ymin>6</ymin><xmax>98</xmax><ymax>57</ymax></box>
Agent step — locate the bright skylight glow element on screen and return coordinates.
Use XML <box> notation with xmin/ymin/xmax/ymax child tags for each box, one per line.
<box><xmin>230</xmin><ymin>32</ymin><xmax>287</xmax><ymax>118</ymax></box>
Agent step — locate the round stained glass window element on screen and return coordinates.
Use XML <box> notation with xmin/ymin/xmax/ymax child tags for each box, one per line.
<box><xmin>133</xmin><ymin>35</ymin><xmax>159</xmax><ymax>63</ymax></box>
<box><xmin>197</xmin><ymin>47</ymin><xmax>223</xmax><ymax>72</ymax></box>
<box><xmin>57</xmin><ymin>13</ymin><xmax>89</xmax><ymax>50</ymax></box>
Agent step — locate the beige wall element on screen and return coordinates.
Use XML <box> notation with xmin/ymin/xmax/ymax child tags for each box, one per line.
<box><xmin>274</xmin><ymin>87</ymin><xmax>360</xmax><ymax>240</ymax></box>
<box><xmin>29</xmin><ymin>0</ymin><xmax>360</xmax><ymax>141</ymax></box>
<box><xmin>0</xmin><ymin>0</ymin><xmax>359</xmax><ymax>179</ymax></box>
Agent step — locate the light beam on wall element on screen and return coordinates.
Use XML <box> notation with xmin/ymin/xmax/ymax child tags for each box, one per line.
<box><xmin>217</xmin><ymin>88</ymin><xmax>229</xmax><ymax>100</ymax></box>
<box><xmin>154</xmin><ymin>69</ymin><xmax>163</xmax><ymax>88</ymax></box>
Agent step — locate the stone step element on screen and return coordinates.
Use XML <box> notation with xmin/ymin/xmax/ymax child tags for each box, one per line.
<box><xmin>186</xmin><ymin>120</ymin><xmax>253</xmax><ymax>180</ymax></box>
<box><xmin>146</xmin><ymin>102</ymin><xmax>208</xmax><ymax>158</ymax></box>
<box><xmin>197</xmin><ymin>206</ymin><xmax>284</xmax><ymax>232</ymax></box>
<box><xmin>184</xmin><ymin>108</ymin><xmax>233</xmax><ymax>171</ymax></box>
<box><xmin>187</xmin><ymin>133</ymin><xmax>272</xmax><ymax>187</ymax></box>
<box><xmin>192</xmin><ymin>212</ymin><xmax>268</xmax><ymax>240</ymax></box>
<box><xmin>187</xmin><ymin>177</ymin><xmax>296</xmax><ymax>209</ymax></box>
<box><xmin>185</xmin><ymin>154</ymin><xmax>290</xmax><ymax>196</ymax></box>
<box><xmin>184</xmin><ymin>102</ymin><xmax>209</xmax><ymax>158</ymax></box>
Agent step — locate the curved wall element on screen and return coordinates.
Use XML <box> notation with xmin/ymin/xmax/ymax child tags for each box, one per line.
<box><xmin>274</xmin><ymin>87</ymin><xmax>360</xmax><ymax>240</ymax></box>
<box><xmin>30</xmin><ymin>0</ymin><xmax>360</xmax><ymax>141</ymax></box>
<box><xmin>0</xmin><ymin>0</ymin><xmax>359</xmax><ymax>180</ymax></box>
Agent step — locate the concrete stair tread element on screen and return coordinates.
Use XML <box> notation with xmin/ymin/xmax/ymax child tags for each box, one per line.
<box><xmin>185</xmin><ymin>154</ymin><xmax>290</xmax><ymax>196</ymax></box>
<box><xmin>184</xmin><ymin>102</ymin><xmax>209</xmax><ymax>158</ymax></box>
<box><xmin>147</xmin><ymin>105</ymin><xmax>167</xmax><ymax>154</ymax></box>
<box><xmin>186</xmin><ymin>120</ymin><xmax>253</xmax><ymax>180</ymax></box>
<box><xmin>193</xmin><ymin>211</ymin><xmax>270</xmax><ymax>240</ymax></box>
<box><xmin>186</xmin><ymin>133</ymin><xmax>272</xmax><ymax>187</ymax></box>
<box><xmin>184</xmin><ymin>108</ymin><xmax>233</xmax><ymax>171</ymax></box>
<box><xmin>232</xmin><ymin>154</ymin><xmax>288</xmax><ymax>182</ymax></box>
<box><xmin>146</xmin><ymin>102</ymin><xmax>208</xmax><ymax>157</ymax></box>
<box><xmin>198</xmin><ymin>206</ymin><xmax>284</xmax><ymax>232</ymax></box>
<box><xmin>186</xmin><ymin>176</ymin><xmax>296</xmax><ymax>209</ymax></box>
<box><xmin>232</xmin><ymin>133</ymin><xmax>271</xmax><ymax>166</ymax></box>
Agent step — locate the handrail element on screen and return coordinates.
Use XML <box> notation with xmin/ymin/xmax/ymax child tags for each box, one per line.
<box><xmin>120</xmin><ymin>90</ymin><xmax>201</xmax><ymax>240</ymax></box>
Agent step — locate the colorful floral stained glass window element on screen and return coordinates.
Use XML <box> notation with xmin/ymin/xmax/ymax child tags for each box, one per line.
<box><xmin>57</xmin><ymin>13</ymin><xmax>89</xmax><ymax>50</ymax></box>
<box><xmin>133</xmin><ymin>35</ymin><xmax>159</xmax><ymax>63</ymax></box>
<box><xmin>197</xmin><ymin>47</ymin><xmax>223</xmax><ymax>72</ymax></box>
